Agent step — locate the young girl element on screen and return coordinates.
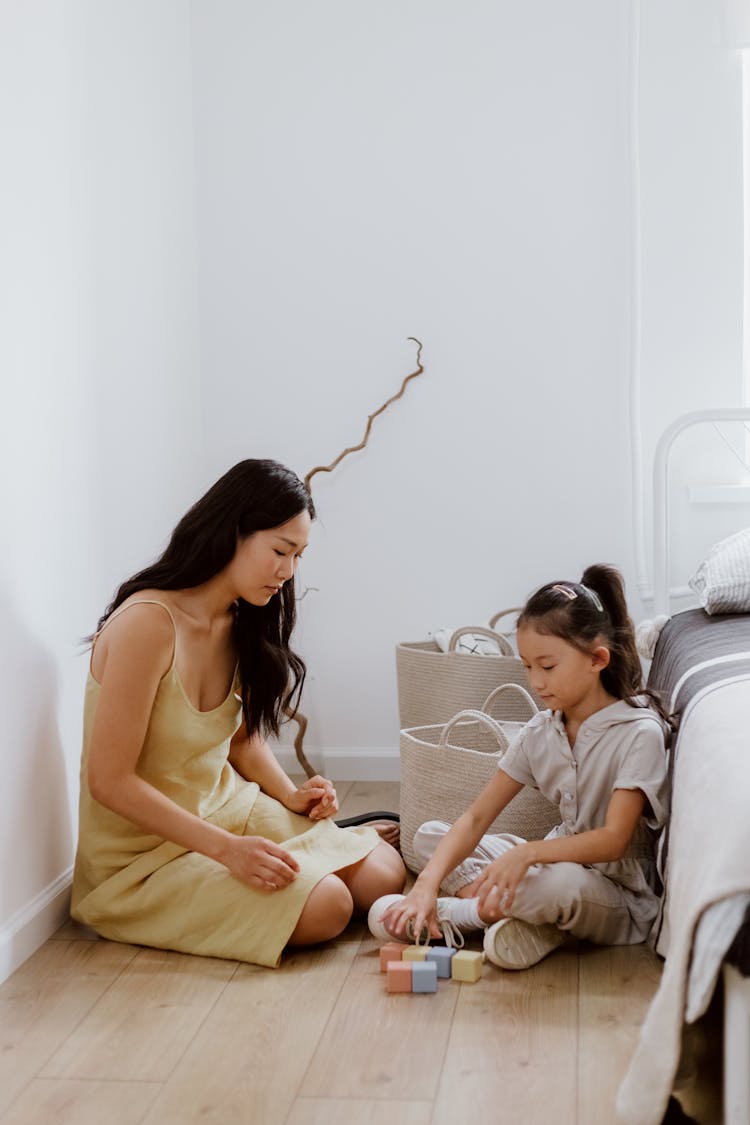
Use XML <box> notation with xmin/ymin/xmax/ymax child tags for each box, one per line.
<box><xmin>71</xmin><ymin>459</ymin><xmax>405</xmax><ymax>967</ymax></box>
<box><xmin>369</xmin><ymin>564</ymin><xmax>669</xmax><ymax>970</ymax></box>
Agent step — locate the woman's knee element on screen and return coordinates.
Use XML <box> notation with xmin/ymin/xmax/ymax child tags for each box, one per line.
<box><xmin>372</xmin><ymin>841</ymin><xmax>408</xmax><ymax>894</ymax></box>
<box><xmin>288</xmin><ymin>875</ymin><xmax>354</xmax><ymax>946</ymax></box>
<box><xmin>337</xmin><ymin>842</ymin><xmax>406</xmax><ymax>910</ymax></box>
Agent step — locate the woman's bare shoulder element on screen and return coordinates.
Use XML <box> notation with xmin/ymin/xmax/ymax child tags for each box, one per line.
<box><xmin>92</xmin><ymin>595</ymin><xmax>176</xmax><ymax>680</ymax></box>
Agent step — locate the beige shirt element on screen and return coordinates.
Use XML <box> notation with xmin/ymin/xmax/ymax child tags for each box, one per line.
<box><xmin>500</xmin><ymin>699</ymin><xmax>669</xmax><ymax>916</ymax></box>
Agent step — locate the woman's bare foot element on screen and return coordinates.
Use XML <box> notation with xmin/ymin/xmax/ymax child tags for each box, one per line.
<box><xmin>372</xmin><ymin>821</ymin><xmax>400</xmax><ymax>848</ymax></box>
<box><xmin>335</xmin><ymin>813</ymin><xmax>401</xmax><ymax>851</ymax></box>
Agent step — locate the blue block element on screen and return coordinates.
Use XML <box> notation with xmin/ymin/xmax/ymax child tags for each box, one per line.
<box><xmin>411</xmin><ymin>960</ymin><xmax>438</xmax><ymax>993</ymax></box>
<box><xmin>429</xmin><ymin>946</ymin><xmax>456</xmax><ymax>978</ymax></box>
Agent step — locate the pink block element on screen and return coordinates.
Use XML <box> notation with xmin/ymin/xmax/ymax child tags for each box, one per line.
<box><xmin>386</xmin><ymin>962</ymin><xmax>413</xmax><ymax>993</ymax></box>
<box><xmin>379</xmin><ymin>942</ymin><xmax>408</xmax><ymax>971</ymax></box>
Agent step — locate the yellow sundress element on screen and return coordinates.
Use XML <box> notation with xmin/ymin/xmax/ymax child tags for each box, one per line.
<box><xmin>71</xmin><ymin>600</ymin><xmax>379</xmax><ymax>966</ymax></box>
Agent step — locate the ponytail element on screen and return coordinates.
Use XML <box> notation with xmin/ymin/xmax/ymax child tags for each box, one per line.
<box><xmin>579</xmin><ymin>564</ymin><xmax>642</xmax><ymax>702</ymax></box>
<box><xmin>519</xmin><ymin>563</ymin><xmax>674</xmax><ymax>728</ymax></box>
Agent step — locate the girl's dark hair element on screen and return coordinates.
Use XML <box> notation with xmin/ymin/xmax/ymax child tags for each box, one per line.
<box><xmin>96</xmin><ymin>459</ymin><xmax>315</xmax><ymax>738</ymax></box>
<box><xmin>517</xmin><ymin>563</ymin><xmax>672</xmax><ymax>725</ymax></box>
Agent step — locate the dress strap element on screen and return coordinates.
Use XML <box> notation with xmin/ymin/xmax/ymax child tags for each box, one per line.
<box><xmin>90</xmin><ymin>599</ymin><xmax>178</xmax><ymax>668</ymax></box>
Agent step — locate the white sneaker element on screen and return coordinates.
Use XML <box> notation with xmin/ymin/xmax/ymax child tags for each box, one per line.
<box><xmin>367</xmin><ymin>893</ymin><xmax>483</xmax><ymax>948</ymax></box>
<box><xmin>367</xmin><ymin>894</ymin><xmax>412</xmax><ymax>942</ymax></box>
<box><xmin>483</xmin><ymin>917</ymin><xmax>567</xmax><ymax>970</ymax></box>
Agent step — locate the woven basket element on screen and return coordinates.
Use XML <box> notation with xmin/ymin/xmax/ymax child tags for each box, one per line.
<box><xmin>396</xmin><ymin>611</ymin><xmax>538</xmax><ymax>730</ymax></box>
<box><xmin>487</xmin><ymin>607</ymin><xmax>522</xmax><ymax>636</ymax></box>
<box><xmin>399</xmin><ymin>685</ymin><xmax>559</xmax><ymax>874</ymax></box>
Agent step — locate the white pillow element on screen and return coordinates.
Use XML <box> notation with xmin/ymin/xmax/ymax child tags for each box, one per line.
<box><xmin>688</xmin><ymin>527</ymin><xmax>750</xmax><ymax>614</ymax></box>
<box><xmin>635</xmin><ymin>615</ymin><xmax>670</xmax><ymax>659</ymax></box>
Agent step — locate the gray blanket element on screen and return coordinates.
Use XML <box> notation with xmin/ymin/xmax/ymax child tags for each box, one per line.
<box><xmin>617</xmin><ymin>610</ymin><xmax>750</xmax><ymax>1123</ymax></box>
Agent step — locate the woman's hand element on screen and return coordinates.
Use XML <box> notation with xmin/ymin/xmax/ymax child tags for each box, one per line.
<box><xmin>219</xmin><ymin>834</ymin><xmax>300</xmax><ymax>891</ymax></box>
<box><xmin>472</xmin><ymin>843</ymin><xmax>535</xmax><ymax>919</ymax></box>
<box><xmin>380</xmin><ymin>879</ymin><xmax>442</xmax><ymax>944</ymax></box>
<box><xmin>284</xmin><ymin>775</ymin><xmax>339</xmax><ymax>820</ymax></box>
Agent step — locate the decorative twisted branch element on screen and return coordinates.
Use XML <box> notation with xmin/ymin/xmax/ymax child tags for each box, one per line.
<box><xmin>283</xmin><ymin>704</ymin><xmax>315</xmax><ymax>777</ymax></box>
<box><xmin>303</xmin><ymin>337</ymin><xmax>424</xmax><ymax>492</ymax></box>
<box><xmin>289</xmin><ymin>337</ymin><xmax>426</xmax><ymax>777</ymax></box>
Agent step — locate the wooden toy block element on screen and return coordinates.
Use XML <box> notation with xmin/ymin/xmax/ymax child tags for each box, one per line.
<box><xmin>402</xmin><ymin>945</ymin><xmax>429</xmax><ymax>962</ymax></box>
<box><xmin>429</xmin><ymin>946</ymin><xmax>457</xmax><ymax>978</ymax></box>
<box><xmin>379</xmin><ymin>942</ymin><xmax>408</xmax><ymax>971</ymax></box>
<box><xmin>411</xmin><ymin>961</ymin><xmax>438</xmax><ymax>993</ymax></box>
<box><xmin>386</xmin><ymin>961</ymin><xmax>412</xmax><ymax>993</ymax></box>
<box><xmin>451</xmin><ymin>950</ymin><xmax>483</xmax><ymax>983</ymax></box>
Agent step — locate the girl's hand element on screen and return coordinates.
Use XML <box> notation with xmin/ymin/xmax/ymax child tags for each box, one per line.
<box><xmin>380</xmin><ymin>881</ymin><xmax>443</xmax><ymax>944</ymax></box>
<box><xmin>472</xmin><ymin>844</ymin><xmax>535</xmax><ymax>919</ymax></box>
<box><xmin>284</xmin><ymin>775</ymin><xmax>339</xmax><ymax>820</ymax></box>
<box><xmin>220</xmin><ymin>834</ymin><xmax>300</xmax><ymax>891</ymax></box>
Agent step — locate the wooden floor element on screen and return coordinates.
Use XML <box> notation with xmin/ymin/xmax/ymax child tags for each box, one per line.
<box><xmin>0</xmin><ymin>781</ymin><xmax>721</xmax><ymax>1125</ymax></box>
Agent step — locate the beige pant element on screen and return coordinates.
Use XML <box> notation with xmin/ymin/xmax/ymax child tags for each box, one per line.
<box><xmin>413</xmin><ymin>820</ymin><xmax>650</xmax><ymax>945</ymax></box>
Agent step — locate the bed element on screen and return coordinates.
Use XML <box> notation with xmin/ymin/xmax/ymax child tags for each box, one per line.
<box><xmin>617</xmin><ymin>409</ymin><xmax>750</xmax><ymax>1125</ymax></box>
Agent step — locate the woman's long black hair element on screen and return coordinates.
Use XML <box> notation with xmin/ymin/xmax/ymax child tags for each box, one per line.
<box><xmin>517</xmin><ymin>563</ymin><xmax>674</xmax><ymax>727</ymax></box>
<box><xmin>95</xmin><ymin>459</ymin><xmax>315</xmax><ymax>738</ymax></box>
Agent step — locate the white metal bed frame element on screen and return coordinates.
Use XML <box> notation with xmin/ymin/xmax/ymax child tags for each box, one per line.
<box><xmin>651</xmin><ymin>407</ymin><xmax>750</xmax><ymax>1124</ymax></box>
<box><xmin>652</xmin><ymin>406</ymin><xmax>750</xmax><ymax>616</ymax></box>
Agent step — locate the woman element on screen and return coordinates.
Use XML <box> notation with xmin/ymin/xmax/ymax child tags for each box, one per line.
<box><xmin>72</xmin><ymin>459</ymin><xmax>405</xmax><ymax>966</ymax></box>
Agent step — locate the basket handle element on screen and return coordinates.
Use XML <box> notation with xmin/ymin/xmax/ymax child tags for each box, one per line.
<box><xmin>447</xmin><ymin>626</ymin><xmax>514</xmax><ymax>657</ymax></box>
<box><xmin>488</xmin><ymin>606</ymin><xmax>523</xmax><ymax>633</ymax></box>
<box><xmin>438</xmin><ymin>709</ymin><xmax>510</xmax><ymax>752</ymax></box>
<box><xmin>481</xmin><ymin>682</ymin><xmax>538</xmax><ymax>718</ymax></box>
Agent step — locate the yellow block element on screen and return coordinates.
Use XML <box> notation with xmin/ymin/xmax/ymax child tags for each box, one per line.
<box><xmin>402</xmin><ymin>945</ymin><xmax>429</xmax><ymax>962</ymax></box>
<box><xmin>451</xmin><ymin>950</ymin><xmax>483</xmax><ymax>982</ymax></box>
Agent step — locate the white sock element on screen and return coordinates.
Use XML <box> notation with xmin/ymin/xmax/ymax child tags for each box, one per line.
<box><xmin>437</xmin><ymin>895</ymin><xmax>484</xmax><ymax>931</ymax></box>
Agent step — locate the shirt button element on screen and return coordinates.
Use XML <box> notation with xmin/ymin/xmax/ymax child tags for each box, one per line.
<box><xmin>564</xmin><ymin>792</ymin><xmax>572</xmax><ymax>801</ymax></box>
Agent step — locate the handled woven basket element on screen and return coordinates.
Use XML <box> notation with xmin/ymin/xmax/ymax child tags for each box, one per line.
<box><xmin>399</xmin><ymin>684</ymin><xmax>559</xmax><ymax>874</ymax></box>
<box><xmin>396</xmin><ymin>609</ymin><xmax>539</xmax><ymax>730</ymax></box>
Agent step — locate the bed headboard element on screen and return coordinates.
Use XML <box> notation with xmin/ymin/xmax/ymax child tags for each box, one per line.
<box><xmin>652</xmin><ymin>407</ymin><xmax>750</xmax><ymax>616</ymax></box>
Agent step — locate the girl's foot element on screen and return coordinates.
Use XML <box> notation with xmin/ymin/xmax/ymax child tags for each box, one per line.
<box><xmin>367</xmin><ymin>893</ymin><xmax>484</xmax><ymax>949</ymax></box>
<box><xmin>483</xmin><ymin>917</ymin><xmax>567</xmax><ymax>969</ymax></box>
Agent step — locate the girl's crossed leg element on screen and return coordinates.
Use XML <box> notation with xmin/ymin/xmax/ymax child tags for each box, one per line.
<box><xmin>413</xmin><ymin>820</ymin><xmax>642</xmax><ymax>946</ymax></box>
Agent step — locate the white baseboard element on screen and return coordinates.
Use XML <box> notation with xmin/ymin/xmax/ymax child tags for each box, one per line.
<box><xmin>274</xmin><ymin>747</ymin><xmax>401</xmax><ymax>782</ymax></box>
<box><xmin>0</xmin><ymin>866</ymin><xmax>73</xmax><ymax>985</ymax></box>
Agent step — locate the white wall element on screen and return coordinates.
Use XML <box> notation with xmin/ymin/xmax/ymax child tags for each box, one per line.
<box><xmin>0</xmin><ymin>0</ymin><xmax>203</xmax><ymax>980</ymax></box>
<box><xmin>192</xmin><ymin>0</ymin><xmax>634</xmax><ymax>768</ymax></box>
<box><xmin>637</xmin><ymin>0</ymin><xmax>745</xmax><ymax>594</ymax></box>
<box><xmin>191</xmin><ymin>0</ymin><xmax>739</xmax><ymax>774</ymax></box>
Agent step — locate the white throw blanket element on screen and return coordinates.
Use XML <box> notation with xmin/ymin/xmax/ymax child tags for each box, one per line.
<box><xmin>617</xmin><ymin>676</ymin><xmax>750</xmax><ymax>1123</ymax></box>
